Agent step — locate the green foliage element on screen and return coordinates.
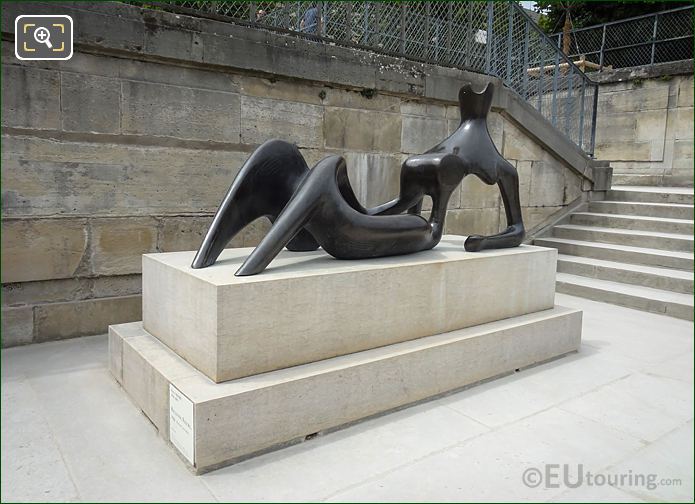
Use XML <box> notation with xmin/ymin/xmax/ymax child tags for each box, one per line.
<box><xmin>533</xmin><ymin>1</ymin><xmax>692</xmax><ymax>33</ymax></box>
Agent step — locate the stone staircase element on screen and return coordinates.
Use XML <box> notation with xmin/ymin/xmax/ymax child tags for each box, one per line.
<box><xmin>535</xmin><ymin>186</ymin><xmax>695</xmax><ymax>321</ymax></box>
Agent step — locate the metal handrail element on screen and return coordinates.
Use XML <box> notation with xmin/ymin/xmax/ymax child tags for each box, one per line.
<box><xmin>553</xmin><ymin>5</ymin><xmax>693</xmax><ymax>70</ymax></box>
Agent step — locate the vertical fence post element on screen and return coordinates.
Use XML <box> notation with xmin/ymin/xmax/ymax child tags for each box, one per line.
<box><xmin>551</xmin><ymin>49</ymin><xmax>559</xmax><ymax>127</ymax></box>
<box><xmin>650</xmin><ymin>13</ymin><xmax>659</xmax><ymax>65</ymax></box>
<box><xmin>578</xmin><ymin>77</ymin><xmax>586</xmax><ymax>150</ymax></box>
<box><xmin>374</xmin><ymin>2</ymin><xmax>381</xmax><ymax>47</ymax></box>
<box><xmin>400</xmin><ymin>3</ymin><xmax>406</xmax><ymax>54</ymax></box>
<box><xmin>538</xmin><ymin>39</ymin><xmax>545</xmax><ymax>112</ymax></box>
<box><xmin>598</xmin><ymin>24</ymin><xmax>607</xmax><ymax>70</ymax></box>
<box><xmin>248</xmin><ymin>2</ymin><xmax>256</xmax><ymax>22</ymax></box>
<box><xmin>362</xmin><ymin>2</ymin><xmax>369</xmax><ymax>44</ymax></box>
<box><xmin>446</xmin><ymin>3</ymin><xmax>453</xmax><ymax>63</ymax></box>
<box><xmin>485</xmin><ymin>2</ymin><xmax>493</xmax><ymax>74</ymax></box>
<box><xmin>344</xmin><ymin>2</ymin><xmax>352</xmax><ymax>42</ymax></box>
<box><xmin>522</xmin><ymin>21</ymin><xmax>530</xmax><ymax>100</ymax></box>
<box><xmin>317</xmin><ymin>2</ymin><xmax>323</xmax><ymax>36</ymax></box>
<box><xmin>425</xmin><ymin>2</ymin><xmax>431</xmax><ymax>60</ymax></box>
<box><xmin>505</xmin><ymin>4</ymin><xmax>513</xmax><ymax>85</ymax></box>
<box><xmin>565</xmin><ymin>68</ymin><xmax>573</xmax><ymax>138</ymax></box>
<box><xmin>465</xmin><ymin>4</ymin><xmax>472</xmax><ymax>68</ymax></box>
<box><xmin>589</xmin><ymin>83</ymin><xmax>599</xmax><ymax>156</ymax></box>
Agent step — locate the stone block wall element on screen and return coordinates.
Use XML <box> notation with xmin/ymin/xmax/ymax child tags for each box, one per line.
<box><xmin>593</xmin><ymin>61</ymin><xmax>694</xmax><ymax>186</ymax></box>
<box><xmin>1</xmin><ymin>2</ymin><xmax>593</xmax><ymax>347</ymax></box>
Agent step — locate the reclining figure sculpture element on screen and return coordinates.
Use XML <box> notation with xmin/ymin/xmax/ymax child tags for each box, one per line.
<box><xmin>192</xmin><ymin>83</ymin><xmax>524</xmax><ymax>276</ymax></box>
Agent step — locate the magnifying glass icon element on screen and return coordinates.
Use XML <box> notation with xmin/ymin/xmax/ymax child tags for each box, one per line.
<box><xmin>34</xmin><ymin>27</ymin><xmax>53</xmax><ymax>49</ymax></box>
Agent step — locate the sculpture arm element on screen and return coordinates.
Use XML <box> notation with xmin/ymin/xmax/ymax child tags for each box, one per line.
<box><xmin>464</xmin><ymin>159</ymin><xmax>525</xmax><ymax>251</ymax></box>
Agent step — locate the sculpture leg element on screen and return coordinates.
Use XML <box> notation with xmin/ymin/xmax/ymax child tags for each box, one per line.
<box><xmin>192</xmin><ymin>140</ymin><xmax>318</xmax><ymax>269</ymax></box>
<box><xmin>464</xmin><ymin>160</ymin><xmax>525</xmax><ymax>252</ymax></box>
<box><xmin>235</xmin><ymin>187</ymin><xmax>320</xmax><ymax>277</ymax></box>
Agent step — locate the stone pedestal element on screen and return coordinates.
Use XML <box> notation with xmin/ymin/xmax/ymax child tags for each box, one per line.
<box><xmin>143</xmin><ymin>236</ymin><xmax>557</xmax><ymax>382</ymax></box>
<box><xmin>109</xmin><ymin>235</ymin><xmax>582</xmax><ymax>474</ymax></box>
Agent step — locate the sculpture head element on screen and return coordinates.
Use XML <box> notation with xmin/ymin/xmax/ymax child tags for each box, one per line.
<box><xmin>458</xmin><ymin>82</ymin><xmax>494</xmax><ymax>122</ymax></box>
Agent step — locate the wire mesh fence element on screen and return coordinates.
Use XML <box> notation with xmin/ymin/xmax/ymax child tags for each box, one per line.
<box><xmin>553</xmin><ymin>6</ymin><xmax>693</xmax><ymax>70</ymax></box>
<box><xmin>125</xmin><ymin>1</ymin><xmax>600</xmax><ymax>155</ymax></box>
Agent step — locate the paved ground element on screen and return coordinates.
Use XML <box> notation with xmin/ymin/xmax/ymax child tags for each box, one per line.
<box><xmin>2</xmin><ymin>293</ymin><xmax>693</xmax><ymax>502</ymax></box>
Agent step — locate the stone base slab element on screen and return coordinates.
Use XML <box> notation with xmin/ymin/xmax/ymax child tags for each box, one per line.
<box><xmin>142</xmin><ymin>236</ymin><xmax>558</xmax><ymax>382</ymax></box>
<box><xmin>109</xmin><ymin>305</ymin><xmax>582</xmax><ymax>474</ymax></box>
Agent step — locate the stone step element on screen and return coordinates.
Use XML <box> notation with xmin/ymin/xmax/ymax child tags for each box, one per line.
<box><xmin>569</xmin><ymin>212</ymin><xmax>694</xmax><ymax>235</ymax></box>
<box><xmin>611</xmin><ymin>174</ymin><xmax>666</xmax><ymax>187</ymax></box>
<box><xmin>556</xmin><ymin>273</ymin><xmax>694</xmax><ymax>321</ymax></box>
<box><xmin>552</xmin><ymin>224</ymin><xmax>694</xmax><ymax>253</ymax></box>
<box><xmin>606</xmin><ymin>187</ymin><xmax>694</xmax><ymax>205</ymax></box>
<box><xmin>535</xmin><ymin>237</ymin><xmax>694</xmax><ymax>271</ymax></box>
<box><xmin>557</xmin><ymin>254</ymin><xmax>694</xmax><ymax>294</ymax></box>
<box><xmin>110</xmin><ymin>306</ymin><xmax>582</xmax><ymax>474</ymax></box>
<box><xmin>589</xmin><ymin>201</ymin><xmax>694</xmax><ymax>220</ymax></box>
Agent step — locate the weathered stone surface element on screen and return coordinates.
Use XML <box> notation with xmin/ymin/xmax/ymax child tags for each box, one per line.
<box><xmin>1</xmin><ymin>219</ymin><xmax>88</xmax><ymax>283</ymax></box>
<box><xmin>677</xmin><ymin>76</ymin><xmax>694</xmax><ymax>107</ymax></box>
<box><xmin>522</xmin><ymin>205</ymin><xmax>565</xmax><ymax>231</ymax></box>
<box><xmin>377</xmin><ymin>66</ymin><xmax>426</xmax><ymax>96</ymax></box>
<box><xmin>238</xmin><ymin>75</ymin><xmax>321</xmax><ymax>106</ymax></box>
<box><xmin>34</xmin><ymin>295</ymin><xmax>141</xmax><ymax>343</ymax></box>
<box><xmin>344</xmin><ymin>152</ymin><xmax>402</xmax><ymax>208</ymax></box>
<box><xmin>325</xmin><ymin>89</ymin><xmax>401</xmax><ymax>112</ymax></box>
<box><xmin>240</xmin><ymin>96</ymin><xmax>323</xmax><ymax>148</ymax></box>
<box><xmin>2</xmin><ymin>278</ymin><xmax>91</xmax><ymax>307</ymax></box>
<box><xmin>599</xmin><ymin>86</ymin><xmax>669</xmax><ymax>113</ymax></box>
<box><xmin>324</xmin><ymin>108</ymin><xmax>401</xmax><ymax>153</ymax></box>
<box><xmin>1</xmin><ymin>307</ymin><xmax>33</xmax><ymax>347</ymax></box>
<box><xmin>666</xmin><ymin>107</ymin><xmax>694</xmax><ymax>140</ymax></box>
<box><xmin>61</xmin><ymin>73</ymin><xmax>120</xmax><ymax>134</ymax></box>
<box><xmin>144</xmin><ymin>25</ymin><xmax>194</xmax><ymax>62</ymax></box>
<box><xmin>595</xmin><ymin>74</ymin><xmax>693</xmax><ymax>182</ymax></box>
<box><xmin>594</xmin><ymin>113</ymin><xmax>637</xmax><ymax>143</ymax></box>
<box><xmin>401</xmin><ymin>116</ymin><xmax>448</xmax><ymax>154</ymax></box>
<box><xmin>515</xmin><ymin>161</ymin><xmax>532</xmax><ymax>208</ymax></box>
<box><xmin>91</xmin><ymin>217</ymin><xmax>158</xmax><ymax>275</ymax></box>
<box><xmin>634</xmin><ymin>110</ymin><xmax>668</xmax><ymax>143</ymax></box>
<box><xmin>672</xmin><ymin>139</ymin><xmax>694</xmax><ymax>170</ymax></box>
<box><xmin>594</xmin><ymin>140</ymin><xmax>654</xmax><ymax>162</ymax></box>
<box><xmin>119</xmin><ymin>59</ymin><xmax>238</xmax><ymax>93</ymax></box>
<box><xmin>159</xmin><ymin>216</ymin><xmax>216</xmax><ymax>253</ymax></box>
<box><xmin>501</xmin><ymin>120</ymin><xmax>546</xmax><ymax>162</ymax></box>
<box><xmin>90</xmin><ymin>275</ymin><xmax>142</xmax><ymax>299</ymax></box>
<box><xmin>459</xmin><ymin>176</ymin><xmax>501</xmax><ymax>209</ymax></box>
<box><xmin>1</xmin><ymin>41</ymin><xmax>120</xmax><ymax>77</ymax></box>
<box><xmin>1</xmin><ymin>65</ymin><xmax>60</xmax><ymax>129</ymax></box>
<box><xmin>401</xmin><ymin>102</ymin><xmax>447</xmax><ymax>118</ymax></box>
<box><xmin>528</xmin><ymin>160</ymin><xmax>568</xmax><ymax>207</ymax></box>
<box><xmin>444</xmin><ymin>208</ymin><xmax>501</xmax><ymax>236</ymax></box>
<box><xmin>121</xmin><ymin>81</ymin><xmax>241</xmax><ymax>142</ymax></box>
<box><xmin>2</xmin><ymin>137</ymin><xmax>247</xmax><ymax>217</ymax></box>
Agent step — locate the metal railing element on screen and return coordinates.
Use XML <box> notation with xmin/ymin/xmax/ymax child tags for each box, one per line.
<box><xmin>128</xmin><ymin>1</ymin><xmax>599</xmax><ymax>155</ymax></box>
<box><xmin>553</xmin><ymin>6</ymin><xmax>693</xmax><ymax>71</ymax></box>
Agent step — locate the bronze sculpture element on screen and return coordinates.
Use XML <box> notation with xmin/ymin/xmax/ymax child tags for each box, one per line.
<box><xmin>192</xmin><ymin>83</ymin><xmax>524</xmax><ymax>276</ymax></box>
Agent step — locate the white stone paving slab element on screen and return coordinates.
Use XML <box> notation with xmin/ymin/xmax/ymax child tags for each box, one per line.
<box><xmin>324</xmin><ymin>407</ymin><xmax>646</xmax><ymax>503</ymax></box>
